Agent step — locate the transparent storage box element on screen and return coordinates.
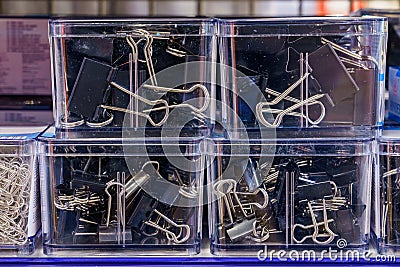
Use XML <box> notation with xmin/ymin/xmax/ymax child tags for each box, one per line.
<box><xmin>376</xmin><ymin>129</ymin><xmax>400</xmax><ymax>254</ymax></box>
<box><xmin>207</xmin><ymin>133</ymin><xmax>373</xmax><ymax>255</ymax></box>
<box><xmin>50</xmin><ymin>18</ymin><xmax>215</xmax><ymax>132</ymax></box>
<box><xmin>217</xmin><ymin>17</ymin><xmax>387</xmax><ymax>129</ymax></box>
<box><xmin>38</xmin><ymin>133</ymin><xmax>204</xmax><ymax>256</ymax></box>
<box><xmin>355</xmin><ymin>9</ymin><xmax>400</xmax><ymax>77</ymax></box>
<box><xmin>0</xmin><ymin>137</ymin><xmax>40</xmax><ymax>255</ymax></box>
<box><xmin>354</xmin><ymin>10</ymin><xmax>400</xmax><ymax>123</ymax></box>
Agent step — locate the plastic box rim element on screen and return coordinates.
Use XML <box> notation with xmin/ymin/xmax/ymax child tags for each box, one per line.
<box><xmin>49</xmin><ymin>17</ymin><xmax>216</xmax><ymax>37</ymax></box>
<box><xmin>218</xmin><ymin>15</ymin><xmax>387</xmax><ymax>24</ymax></box>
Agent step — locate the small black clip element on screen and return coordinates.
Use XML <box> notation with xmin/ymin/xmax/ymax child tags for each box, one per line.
<box><xmin>67</xmin><ymin>58</ymin><xmax>117</xmax><ymax>123</ymax></box>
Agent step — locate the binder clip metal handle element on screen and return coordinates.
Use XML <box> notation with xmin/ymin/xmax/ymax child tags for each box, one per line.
<box><xmin>292</xmin><ymin>199</ymin><xmax>336</xmax><ymax>245</ymax></box>
<box><xmin>143</xmin><ymin>209</ymin><xmax>191</xmax><ymax>244</ymax></box>
<box><xmin>142</xmin><ymin>83</ymin><xmax>210</xmax><ymax>114</ymax></box>
<box><xmin>100</xmin><ymin>82</ymin><xmax>170</xmax><ymax>126</ymax></box>
<box><xmin>256</xmin><ymin>72</ymin><xmax>326</xmax><ymax>127</ymax></box>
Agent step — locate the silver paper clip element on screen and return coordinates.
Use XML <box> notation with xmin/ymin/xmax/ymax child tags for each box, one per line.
<box><xmin>0</xmin><ymin>157</ymin><xmax>31</xmax><ymax>245</ymax></box>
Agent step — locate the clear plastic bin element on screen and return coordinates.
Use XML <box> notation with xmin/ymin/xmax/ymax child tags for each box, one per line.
<box><xmin>50</xmin><ymin>18</ymin><xmax>215</xmax><ymax>132</ymax></box>
<box><xmin>217</xmin><ymin>17</ymin><xmax>387</xmax><ymax>129</ymax></box>
<box><xmin>355</xmin><ymin>11</ymin><xmax>400</xmax><ymax>123</ymax></box>
<box><xmin>0</xmin><ymin>137</ymin><xmax>40</xmax><ymax>255</ymax></box>
<box><xmin>38</xmin><ymin>133</ymin><xmax>204</xmax><ymax>256</ymax></box>
<box><xmin>207</xmin><ymin>133</ymin><xmax>373</xmax><ymax>255</ymax></box>
<box><xmin>355</xmin><ymin>10</ymin><xmax>400</xmax><ymax>124</ymax></box>
<box><xmin>355</xmin><ymin>9</ymin><xmax>400</xmax><ymax>78</ymax></box>
<box><xmin>376</xmin><ymin>129</ymin><xmax>400</xmax><ymax>254</ymax></box>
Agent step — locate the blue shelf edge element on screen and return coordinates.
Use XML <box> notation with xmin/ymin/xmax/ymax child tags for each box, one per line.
<box><xmin>0</xmin><ymin>256</ymin><xmax>399</xmax><ymax>265</ymax></box>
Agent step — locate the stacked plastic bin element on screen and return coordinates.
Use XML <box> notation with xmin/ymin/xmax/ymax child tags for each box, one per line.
<box><xmin>377</xmin><ymin>129</ymin><xmax>400</xmax><ymax>254</ymax></box>
<box><xmin>372</xmin><ymin>10</ymin><xmax>400</xmax><ymax>255</ymax></box>
<box><xmin>0</xmin><ymin>20</ymin><xmax>52</xmax><ymax>255</ymax></box>
<box><xmin>208</xmin><ymin>17</ymin><xmax>388</xmax><ymax>255</ymax></box>
<box><xmin>38</xmin><ymin>16</ymin><xmax>389</xmax><ymax>257</ymax></box>
<box><xmin>38</xmin><ymin>18</ymin><xmax>215</xmax><ymax>256</ymax></box>
<box><xmin>0</xmin><ymin>128</ymin><xmax>42</xmax><ymax>255</ymax></box>
<box><xmin>355</xmin><ymin>9</ymin><xmax>400</xmax><ymax>124</ymax></box>
<box><xmin>0</xmin><ymin>16</ymin><xmax>52</xmax><ymax>257</ymax></box>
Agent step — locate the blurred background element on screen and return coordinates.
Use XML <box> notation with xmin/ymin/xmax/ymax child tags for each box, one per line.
<box><xmin>0</xmin><ymin>0</ymin><xmax>399</xmax><ymax>17</ymax></box>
